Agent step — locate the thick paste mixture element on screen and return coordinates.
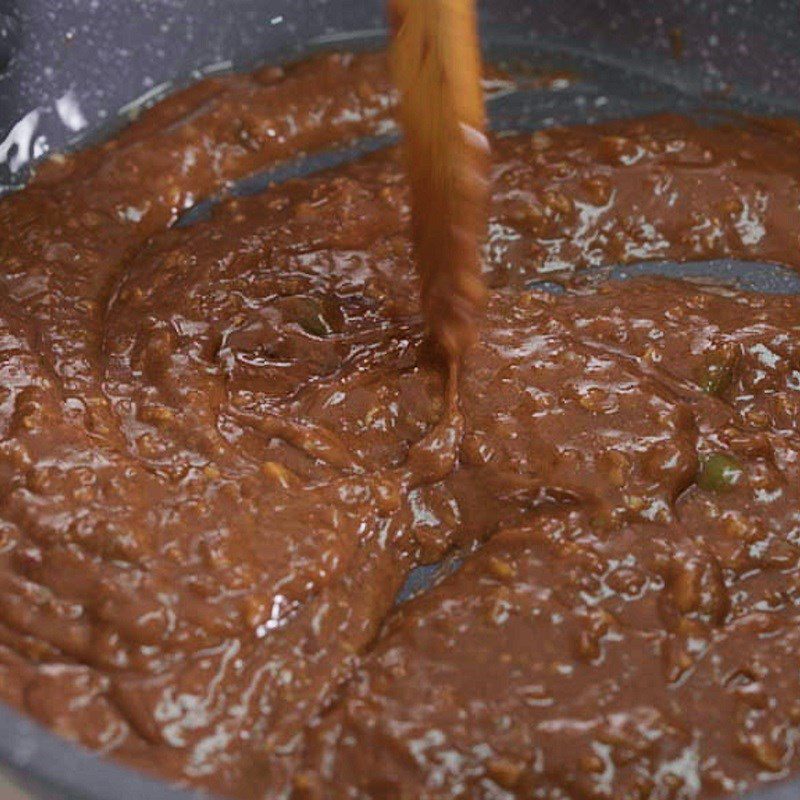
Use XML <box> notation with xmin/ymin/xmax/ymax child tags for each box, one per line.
<box><xmin>1</xmin><ymin>52</ymin><xmax>800</xmax><ymax>800</ymax></box>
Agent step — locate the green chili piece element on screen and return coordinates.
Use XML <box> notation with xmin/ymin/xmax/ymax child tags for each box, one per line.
<box><xmin>697</xmin><ymin>452</ymin><xmax>744</xmax><ymax>492</ymax></box>
<box><xmin>697</xmin><ymin>346</ymin><xmax>738</xmax><ymax>396</ymax></box>
<box><xmin>286</xmin><ymin>297</ymin><xmax>334</xmax><ymax>337</ymax></box>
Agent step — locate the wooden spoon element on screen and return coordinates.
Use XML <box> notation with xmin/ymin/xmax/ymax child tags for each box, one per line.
<box><xmin>389</xmin><ymin>0</ymin><xmax>489</xmax><ymax>361</ymax></box>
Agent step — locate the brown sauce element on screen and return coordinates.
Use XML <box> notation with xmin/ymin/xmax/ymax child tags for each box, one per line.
<box><xmin>0</xmin><ymin>51</ymin><xmax>799</xmax><ymax>800</ymax></box>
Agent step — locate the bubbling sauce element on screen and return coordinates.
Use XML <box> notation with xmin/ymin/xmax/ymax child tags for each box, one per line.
<box><xmin>0</xmin><ymin>52</ymin><xmax>800</xmax><ymax>800</ymax></box>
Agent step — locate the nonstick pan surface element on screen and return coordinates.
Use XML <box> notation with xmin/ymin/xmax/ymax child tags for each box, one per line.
<box><xmin>1</xmin><ymin>2</ymin><xmax>800</xmax><ymax>798</ymax></box>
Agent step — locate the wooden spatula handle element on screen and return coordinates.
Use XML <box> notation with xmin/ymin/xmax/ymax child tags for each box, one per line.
<box><xmin>389</xmin><ymin>0</ymin><xmax>489</xmax><ymax>361</ymax></box>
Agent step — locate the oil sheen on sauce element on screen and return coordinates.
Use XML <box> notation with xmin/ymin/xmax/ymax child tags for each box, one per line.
<box><xmin>0</xmin><ymin>52</ymin><xmax>800</xmax><ymax>800</ymax></box>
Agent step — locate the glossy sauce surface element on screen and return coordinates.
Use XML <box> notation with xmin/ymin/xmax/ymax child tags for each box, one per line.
<box><xmin>0</xmin><ymin>52</ymin><xmax>800</xmax><ymax>800</ymax></box>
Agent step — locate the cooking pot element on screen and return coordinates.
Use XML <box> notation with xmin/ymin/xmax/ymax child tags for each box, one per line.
<box><xmin>1</xmin><ymin>1</ymin><xmax>799</xmax><ymax>797</ymax></box>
